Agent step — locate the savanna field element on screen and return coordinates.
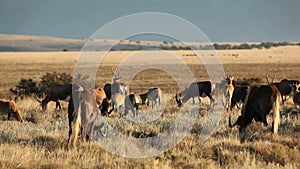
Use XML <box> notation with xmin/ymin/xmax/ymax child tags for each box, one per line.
<box><xmin>0</xmin><ymin>46</ymin><xmax>300</xmax><ymax>168</ymax></box>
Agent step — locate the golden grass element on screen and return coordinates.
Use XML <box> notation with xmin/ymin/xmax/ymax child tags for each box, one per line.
<box><xmin>0</xmin><ymin>47</ymin><xmax>300</xmax><ymax>168</ymax></box>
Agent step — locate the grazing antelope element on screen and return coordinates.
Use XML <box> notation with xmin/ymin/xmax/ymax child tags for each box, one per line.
<box><xmin>36</xmin><ymin>84</ymin><xmax>73</xmax><ymax>111</ymax></box>
<box><xmin>67</xmin><ymin>87</ymin><xmax>107</xmax><ymax>149</ymax></box>
<box><xmin>0</xmin><ymin>99</ymin><xmax>24</xmax><ymax>122</ymax></box>
<box><xmin>140</xmin><ymin>87</ymin><xmax>162</xmax><ymax>108</ymax></box>
<box><xmin>124</xmin><ymin>94</ymin><xmax>140</xmax><ymax>117</ymax></box>
<box><xmin>225</xmin><ymin>76</ymin><xmax>234</xmax><ymax>111</ymax></box>
<box><xmin>175</xmin><ymin>81</ymin><xmax>214</xmax><ymax>107</ymax></box>
<box><xmin>229</xmin><ymin>84</ymin><xmax>281</xmax><ymax>143</ymax></box>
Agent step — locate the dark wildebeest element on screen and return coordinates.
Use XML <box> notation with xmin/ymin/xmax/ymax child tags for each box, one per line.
<box><xmin>123</xmin><ymin>94</ymin><xmax>140</xmax><ymax>117</ymax></box>
<box><xmin>175</xmin><ymin>81</ymin><xmax>215</xmax><ymax>107</ymax></box>
<box><xmin>229</xmin><ymin>84</ymin><xmax>281</xmax><ymax>143</ymax></box>
<box><xmin>292</xmin><ymin>83</ymin><xmax>300</xmax><ymax>108</ymax></box>
<box><xmin>140</xmin><ymin>87</ymin><xmax>162</xmax><ymax>108</ymax></box>
<box><xmin>36</xmin><ymin>84</ymin><xmax>73</xmax><ymax>111</ymax></box>
<box><xmin>67</xmin><ymin>87</ymin><xmax>107</xmax><ymax>149</ymax></box>
<box><xmin>230</xmin><ymin>85</ymin><xmax>250</xmax><ymax>111</ymax></box>
<box><xmin>266</xmin><ymin>76</ymin><xmax>298</xmax><ymax>105</ymax></box>
<box><xmin>0</xmin><ymin>99</ymin><xmax>24</xmax><ymax>122</ymax></box>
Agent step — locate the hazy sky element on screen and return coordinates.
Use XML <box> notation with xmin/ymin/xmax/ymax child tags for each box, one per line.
<box><xmin>0</xmin><ymin>0</ymin><xmax>299</xmax><ymax>42</ymax></box>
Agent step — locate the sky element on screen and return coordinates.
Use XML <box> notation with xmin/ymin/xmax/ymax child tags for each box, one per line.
<box><xmin>0</xmin><ymin>0</ymin><xmax>299</xmax><ymax>42</ymax></box>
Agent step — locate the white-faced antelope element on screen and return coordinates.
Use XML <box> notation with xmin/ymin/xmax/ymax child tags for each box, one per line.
<box><xmin>140</xmin><ymin>87</ymin><xmax>162</xmax><ymax>109</ymax></box>
<box><xmin>103</xmin><ymin>67</ymin><xmax>128</xmax><ymax>101</ymax></box>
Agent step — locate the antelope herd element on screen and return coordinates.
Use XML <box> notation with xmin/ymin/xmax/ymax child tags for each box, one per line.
<box><xmin>1</xmin><ymin>67</ymin><xmax>300</xmax><ymax>146</ymax></box>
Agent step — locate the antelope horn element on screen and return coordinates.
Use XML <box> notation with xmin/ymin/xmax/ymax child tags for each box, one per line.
<box><xmin>266</xmin><ymin>74</ymin><xmax>270</xmax><ymax>85</ymax></box>
<box><xmin>34</xmin><ymin>93</ymin><xmax>42</xmax><ymax>103</ymax></box>
<box><xmin>117</xmin><ymin>67</ymin><xmax>120</xmax><ymax>78</ymax></box>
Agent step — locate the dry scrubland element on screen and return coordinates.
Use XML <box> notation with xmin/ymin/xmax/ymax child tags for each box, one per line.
<box><xmin>0</xmin><ymin>46</ymin><xmax>300</xmax><ymax>168</ymax></box>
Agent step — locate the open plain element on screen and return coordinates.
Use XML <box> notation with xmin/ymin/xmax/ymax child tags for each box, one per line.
<box><xmin>0</xmin><ymin>46</ymin><xmax>300</xmax><ymax>168</ymax></box>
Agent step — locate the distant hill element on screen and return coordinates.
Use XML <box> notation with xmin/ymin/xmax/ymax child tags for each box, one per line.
<box><xmin>0</xmin><ymin>34</ymin><xmax>298</xmax><ymax>52</ymax></box>
<box><xmin>0</xmin><ymin>34</ymin><xmax>85</xmax><ymax>51</ymax></box>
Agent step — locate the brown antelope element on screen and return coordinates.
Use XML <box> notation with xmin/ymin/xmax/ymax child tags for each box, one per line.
<box><xmin>0</xmin><ymin>99</ymin><xmax>24</xmax><ymax>122</ymax></box>
<box><xmin>140</xmin><ymin>87</ymin><xmax>162</xmax><ymax>108</ymax></box>
<box><xmin>229</xmin><ymin>84</ymin><xmax>281</xmax><ymax>143</ymax></box>
<box><xmin>94</xmin><ymin>87</ymin><xmax>106</xmax><ymax>107</ymax></box>
<box><xmin>225</xmin><ymin>76</ymin><xmax>234</xmax><ymax>111</ymax></box>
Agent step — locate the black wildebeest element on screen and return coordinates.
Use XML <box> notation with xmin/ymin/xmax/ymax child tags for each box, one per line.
<box><xmin>67</xmin><ymin>87</ymin><xmax>107</xmax><ymax>149</ymax></box>
<box><xmin>0</xmin><ymin>99</ymin><xmax>24</xmax><ymax>122</ymax></box>
<box><xmin>266</xmin><ymin>75</ymin><xmax>298</xmax><ymax>105</ymax></box>
<box><xmin>230</xmin><ymin>85</ymin><xmax>250</xmax><ymax>111</ymax></box>
<box><xmin>229</xmin><ymin>84</ymin><xmax>281</xmax><ymax>143</ymax></box>
<box><xmin>36</xmin><ymin>84</ymin><xmax>73</xmax><ymax>111</ymax></box>
<box><xmin>140</xmin><ymin>87</ymin><xmax>162</xmax><ymax>108</ymax></box>
<box><xmin>175</xmin><ymin>81</ymin><xmax>215</xmax><ymax>107</ymax></box>
<box><xmin>292</xmin><ymin>83</ymin><xmax>300</xmax><ymax>108</ymax></box>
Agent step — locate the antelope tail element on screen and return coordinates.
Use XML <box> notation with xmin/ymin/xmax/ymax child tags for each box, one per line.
<box><xmin>272</xmin><ymin>91</ymin><xmax>281</xmax><ymax>134</ymax></box>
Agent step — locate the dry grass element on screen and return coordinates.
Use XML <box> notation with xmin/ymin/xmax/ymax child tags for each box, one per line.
<box><xmin>0</xmin><ymin>47</ymin><xmax>300</xmax><ymax>168</ymax></box>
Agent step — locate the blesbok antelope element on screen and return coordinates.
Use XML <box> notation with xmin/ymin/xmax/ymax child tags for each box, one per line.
<box><xmin>103</xmin><ymin>67</ymin><xmax>128</xmax><ymax>101</ymax></box>
<box><xmin>225</xmin><ymin>76</ymin><xmax>234</xmax><ymax>111</ymax></box>
<box><xmin>124</xmin><ymin>94</ymin><xmax>140</xmax><ymax>117</ymax></box>
<box><xmin>36</xmin><ymin>84</ymin><xmax>73</xmax><ymax>111</ymax></box>
<box><xmin>140</xmin><ymin>87</ymin><xmax>162</xmax><ymax>108</ymax></box>
<box><xmin>175</xmin><ymin>81</ymin><xmax>215</xmax><ymax>107</ymax></box>
<box><xmin>0</xmin><ymin>99</ymin><xmax>24</xmax><ymax>122</ymax></box>
<box><xmin>67</xmin><ymin>87</ymin><xmax>107</xmax><ymax>149</ymax></box>
<box><xmin>292</xmin><ymin>83</ymin><xmax>300</xmax><ymax>108</ymax></box>
<box><xmin>230</xmin><ymin>85</ymin><xmax>250</xmax><ymax>111</ymax></box>
<box><xmin>229</xmin><ymin>84</ymin><xmax>281</xmax><ymax>143</ymax></box>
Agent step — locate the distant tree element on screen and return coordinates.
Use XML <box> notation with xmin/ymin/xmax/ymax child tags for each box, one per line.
<box><xmin>10</xmin><ymin>78</ymin><xmax>39</xmax><ymax>97</ymax></box>
<box><xmin>39</xmin><ymin>72</ymin><xmax>72</xmax><ymax>94</ymax></box>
